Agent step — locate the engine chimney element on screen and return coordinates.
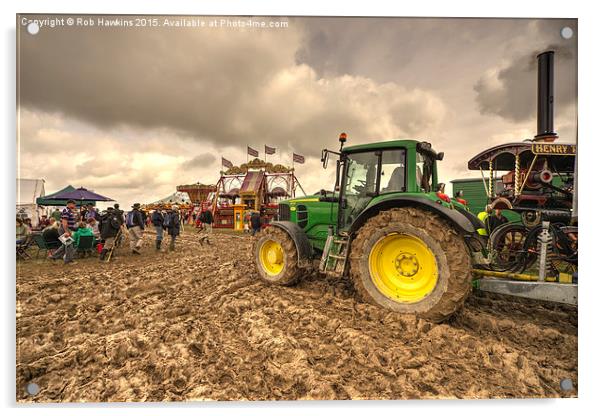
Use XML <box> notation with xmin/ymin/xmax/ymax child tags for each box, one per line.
<box><xmin>534</xmin><ymin>51</ymin><xmax>558</xmax><ymax>142</ymax></box>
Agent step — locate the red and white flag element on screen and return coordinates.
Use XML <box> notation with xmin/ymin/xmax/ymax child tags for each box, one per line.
<box><xmin>221</xmin><ymin>157</ymin><xmax>233</xmax><ymax>168</ymax></box>
<box><xmin>293</xmin><ymin>153</ymin><xmax>305</xmax><ymax>164</ymax></box>
<box><xmin>265</xmin><ymin>145</ymin><xmax>276</xmax><ymax>155</ymax></box>
<box><xmin>247</xmin><ymin>146</ymin><xmax>259</xmax><ymax>157</ymax></box>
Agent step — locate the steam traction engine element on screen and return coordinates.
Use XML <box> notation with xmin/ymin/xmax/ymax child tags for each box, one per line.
<box><xmin>468</xmin><ymin>51</ymin><xmax>577</xmax><ymax>285</ymax></box>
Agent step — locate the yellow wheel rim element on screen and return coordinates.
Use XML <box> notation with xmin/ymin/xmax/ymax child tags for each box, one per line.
<box><xmin>259</xmin><ymin>239</ymin><xmax>285</xmax><ymax>276</ymax></box>
<box><xmin>368</xmin><ymin>233</ymin><xmax>438</xmax><ymax>303</ymax></box>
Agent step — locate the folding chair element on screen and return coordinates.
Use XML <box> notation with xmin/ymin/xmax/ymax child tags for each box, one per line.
<box><xmin>31</xmin><ymin>233</ymin><xmax>61</xmax><ymax>259</ymax></box>
<box><xmin>16</xmin><ymin>239</ymin><xmax>31</xmax><ymax>260</ymax></box>
<box><xmin>76</xmin><ymin>235</ymin><xmax>95</xmax><ymax>258</ymax></box>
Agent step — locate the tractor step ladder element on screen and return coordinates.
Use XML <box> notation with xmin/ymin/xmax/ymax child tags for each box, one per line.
<box><xmin>320</xmin><ymin>230</ymin><xmax>349</xmax><ymax>275</ymax></box>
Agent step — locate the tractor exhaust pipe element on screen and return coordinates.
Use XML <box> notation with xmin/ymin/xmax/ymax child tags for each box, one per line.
<box><xmin>534</xmin><ymin>51</ymin><xmax>558</xmax><ymax>142</ymax></box>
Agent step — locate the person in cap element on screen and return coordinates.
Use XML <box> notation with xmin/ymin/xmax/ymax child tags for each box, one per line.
<box><xmin>125</xmin><ymin>203</ymin><xmax>145</xmax><ymax>255</ymax></box>
<box><xmin>98</xmin><ymin>207</ymin><xmax>121</xmax><ymax>261</ymax></box>
<box><xmin>113</xmin><ymin>203</ymin><xmax>124</xmax><ymax>225</ymax></box>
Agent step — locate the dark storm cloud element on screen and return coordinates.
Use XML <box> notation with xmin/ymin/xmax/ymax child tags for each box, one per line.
<box><xmin>295</xmin><ymin>17</ymin><xmax>533</xmax><ymax>86</ymax></box>
<box><xmin>474</xmin><ymin>43</ymin><xmax>576</xmax><ymax>122</ymax></box>
<box><xmin>295</xmin><ymin>17</ymin><xmax>577</xmax><ymax>128</ymax></box>
<box><xmin>18</xmin><ymin>16</ymin><xmax>445</xmax><ymax>159</ymax></box>
<box><xmin>181</xmin><ymin>153</ymin><xmax>216</xmax><ymax>170</ymax></box>
<box><xmin>19</xmin><ymin>17</ymin><xmax>299</xmax><ymax>146</ymax></box>
<box><xmin>473</xmin><ymin>20</ymin><xmax>577</xmax><ymax>123</ymax></box>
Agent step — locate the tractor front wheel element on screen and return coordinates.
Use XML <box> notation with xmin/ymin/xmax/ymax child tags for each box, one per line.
<box><xmin>254</xmin><ymin>226</ymin><xmax>303</xmax><ymax>286</ymax></box>
<box><xmin>349</xmin><ymin>207</ymin><xmax>472</xmax><ymax>322</ymax></box>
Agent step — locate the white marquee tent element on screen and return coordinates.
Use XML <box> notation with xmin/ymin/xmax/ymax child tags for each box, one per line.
<box><xmin>149</xmin><ymin>191</ymin><xmax>191</xmax><ymax>206</ymax></box>
<box><xmin>17</xmin><ymin>178</ymin><xmax>46</xmax><ymax>226</ymax></box>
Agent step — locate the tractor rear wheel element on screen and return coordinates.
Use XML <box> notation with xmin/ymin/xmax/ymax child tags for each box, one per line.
<box><xmin>349</xmin><ymin>207</ymin><xmax>472</xmax><ymax>322</ymax></box>
<box><xmin>254</xmin><ymin>226</ymin><xmax>303</xmax><ymax>286</ymax></box>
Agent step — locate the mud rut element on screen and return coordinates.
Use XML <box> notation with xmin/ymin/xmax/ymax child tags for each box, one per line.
<box><xmin>16</xmin><ymin>231</ymin><xmax>577</xmax><ymax>402</ymax></box>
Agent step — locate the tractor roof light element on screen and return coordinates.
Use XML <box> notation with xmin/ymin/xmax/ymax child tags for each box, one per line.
<box><xmin>339</xmin><ymin>132</ymin><xmax>347</xmax><ymax>151</ymax></box>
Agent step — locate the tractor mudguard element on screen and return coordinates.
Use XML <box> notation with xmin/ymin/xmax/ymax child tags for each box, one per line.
<box><xmin>269</xmin><ymin>221</ymin><xmax>314</xmax><ymax>268</ymax></box>
<box><xmin>348</xmin><ymin>196</ymin><xmax>477</xmax><ymax>236</ymax></box>
<box><xmin>455</xmin><ymin>207</ymin><xmax>486</xmax><ymax>231</ymax></box>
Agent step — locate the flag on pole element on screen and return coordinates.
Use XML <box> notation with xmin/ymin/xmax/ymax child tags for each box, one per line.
<box><xmin>293</xmin><ymin>153</ymin><xmax>305</xmax><ymax>164</ymax></box>
<box><xmin>247</xmin><ymin>146</ymin><xmax>259</xmax><ymax>157</ymax></box>
<box><xmin>265</xmin><ymin>145</ymin><xmax>276</xmax><ymax>155</ymax></box>
<box><xmin>221</xmin><ymin>157</ymin><xmax>233</xmax><ymax>169</ymax></box>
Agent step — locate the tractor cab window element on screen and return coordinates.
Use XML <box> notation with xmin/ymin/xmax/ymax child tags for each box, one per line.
<box><xmin>340</xmin><ymin>149</ymin><xmax>406</xmax><ymax>229</ymax></box>
<box><xmin>341</xmin><ymin>151</ymin><xmax>379</xmax><ymax>225</ymax></box>
<box><xmin>344</xmin><ymin>152</ymin><xmax>378</xmax><ymax>197</ymax></box>
<box><xmin>380</xmin><ymin>149</ymin><xmax>406</xmax><ymax>193</ymax></box>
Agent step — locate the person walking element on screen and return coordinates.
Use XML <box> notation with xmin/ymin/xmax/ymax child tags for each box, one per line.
<box><xmin>98</xmin><ymin>207</ymin><xmax>121</xmax><ymax>261</ymax></box>
<box><xmin>126</xmin><ymin>203</ymin><xmax>145</xmax><ymax>255</ymax></box>
<box><xmin>165</xmin><ymin>205</ymin><xmax>181</xmax><ymax>251</ymax></box>
<box><xmin>151</xmin><ymin>208</ymin><xmax>165</xmax><ymax>251</ymax></box>
<box><xmin>250</xmin><ymin>210</ymin><xmax>262</xmax><ymax>236</ymax></box>
<box><xmin>113</xmin><ymin>203</ymin><xmax>124</xmax><ymax>224</ymax></box>
<box><xmin>201</xmin><ymin>209</ymin><xmax>213</xmax><ymax>234</ymax></box>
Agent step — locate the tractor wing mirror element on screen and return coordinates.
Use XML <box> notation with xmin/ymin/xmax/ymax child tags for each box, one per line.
<box><xmin>321</xmin><ymin>149</ymin><xmax>329</xmax><ymax>169</ymax></box>
<box><xmin>437</xmin><ymin>152</ymin><xmax>444</xmax><ymax>161</ymax></box>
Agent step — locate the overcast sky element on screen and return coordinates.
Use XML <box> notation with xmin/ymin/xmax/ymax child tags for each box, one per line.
<box><xmin>17</xmin><ymin>15</ymin><xmax>577</xmax><ymax>207</ymax></box>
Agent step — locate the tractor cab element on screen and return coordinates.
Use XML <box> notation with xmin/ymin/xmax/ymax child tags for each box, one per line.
<box><xmin>322</xmin><ymin>134</ymin><xmax>447</xmax><ymax>232</ymax></box>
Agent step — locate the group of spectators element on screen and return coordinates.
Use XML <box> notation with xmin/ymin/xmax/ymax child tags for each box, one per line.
<box><xmin>149</xmin><ymin>205</ymin><xmax>182</xmax><ymax>251</ymax></box>
<box><xmin>18</xmin><ymin>200</ymin><xmax>270</xmax><ymax>264</ymax></box>
<box><xmin>17</xmin><ymin>200</ymin><xmax>185</xmax><ymax>264</ymax></box>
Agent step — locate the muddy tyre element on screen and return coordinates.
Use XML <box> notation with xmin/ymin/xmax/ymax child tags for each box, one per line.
<box><xmin>254</xmin><ymin>226</ymin><xmax>303</xmax><ymax>286</ymax></box>
<box><xmin>349</xmin><ymin>207</ymin><xmax>472</xmax><ymax>322</ymax></box>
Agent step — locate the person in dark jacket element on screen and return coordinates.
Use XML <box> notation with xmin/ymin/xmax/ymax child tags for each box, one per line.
<box><xmin>151</xmin><ymin>208</ymin><xmax>165</xmax><ymax>251</ymax></box>
<box><xmin>113</xmin><ymin>203</ymin><xmax>124</xmax><ymax>225</ymax></box>
<box><xmin>201</xmin><ymin>209</ymin><xmax>213</xmax><ymax>233</ymax></box>
<box><xmin>165</xmin><ymin>205</ymin><xmax>181</xmax><ymax>251</ymax></box>
<box><xmin>485</xmin><ymin>208</ymin><xmax>508</xmax><ymax>235</ymax></box>
<box><xmin>98</xmin><ymin>207</ymin><xmax>121</xmax><ymax>261</ymax></box>
<box><xmin>126</xmin><ymin>203</ymin><xmax>145</xmax><ymax>255</ymax></box>
<box><xmin>250</xmin><ymin>211</ymin><xmax>262</xmax><ymax>236</ymax></box>
<box><xmin>42</xmin><ymin>221</ymin><xmax>60</xmax><ymax>245</ymax></box>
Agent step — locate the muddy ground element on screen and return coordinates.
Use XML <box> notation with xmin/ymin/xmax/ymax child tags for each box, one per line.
<box><xmin>16</xmin><ymin>229</ymin><xmax>577</xmax><ymax>402</ymax></box>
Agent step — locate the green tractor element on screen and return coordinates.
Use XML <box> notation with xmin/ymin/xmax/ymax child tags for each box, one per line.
<box><xmin>253</xmin><ymin>133</ymin><xmax>485</xmax><ymax>322</ymax></box>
